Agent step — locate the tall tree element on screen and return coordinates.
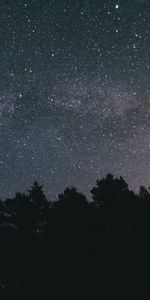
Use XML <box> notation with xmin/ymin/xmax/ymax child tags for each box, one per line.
<box><xmin>91</xmin><ymin>173</ymin><xmax>129</xmax><ymax>208</ymax></box>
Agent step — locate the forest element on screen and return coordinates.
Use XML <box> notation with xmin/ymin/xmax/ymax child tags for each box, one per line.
<box><xmin>0</xmin><ymin>173</ymin><xmax>150</xmax><ymax>298</ymax></box>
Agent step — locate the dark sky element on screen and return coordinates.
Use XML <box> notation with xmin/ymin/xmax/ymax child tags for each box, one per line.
<box><xmin>0</xmin><ymin>0</ymin><xmax>150</xmax><ymax>199</ymax></box>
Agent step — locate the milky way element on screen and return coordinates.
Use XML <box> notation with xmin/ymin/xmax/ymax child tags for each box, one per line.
<box><xmin>0</xmin><ymin>0</ymin><xmax>150</xmax><ymax>199</ymax></box>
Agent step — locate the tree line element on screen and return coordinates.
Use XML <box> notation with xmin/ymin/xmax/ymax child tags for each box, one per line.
<box><xmin>0</xmin><ymin>173</ymin><xmax>150</xmax><ymax>298</ymax></box>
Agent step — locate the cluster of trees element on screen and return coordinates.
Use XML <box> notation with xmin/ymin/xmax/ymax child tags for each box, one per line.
<box><xmin>0</xmin><ymin>174</ymin><xmax>150</xmax><ymax>298</ymax></box>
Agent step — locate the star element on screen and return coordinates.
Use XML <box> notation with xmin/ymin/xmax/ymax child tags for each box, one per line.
<box><xmin>0</xmin><ymin>0</ymin><xmax>149</xmax><ymax>200</ymax></box>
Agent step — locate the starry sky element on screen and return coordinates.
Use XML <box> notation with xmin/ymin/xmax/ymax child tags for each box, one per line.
<box><xmin>0</xmin><ymin>0</ymin><xmax>150</xmax><ymax>200</ymax></box>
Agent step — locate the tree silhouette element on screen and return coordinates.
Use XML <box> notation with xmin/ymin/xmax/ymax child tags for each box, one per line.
<box><xmin>54</xmin><ymin>187</ymin><xmax>87</xmax><ymax>215</ymax></box>
<box><xmin>4</xmin><ymin>182</ymin><xmax>50</xmax><ymax>235</ymax></box>
<box><xmin>0</xmin><ymin>175</ymin><xmax>150</xmax><ymax>298</ymax></box>
<box><xmin>91</xmin><ymin>174</ymin><xmax>132</xmax><ymax>233</ymax></box>
<box><xmin>27</xmin><ymin>181</ymin><xmax>50</xmax><ymax>233</ymax></box>
<box><xmin>139</xmin><ymin>186</ymin><xmax>150</xmax><ymax>200</ymax></box>
<box><xmin>91</xmin><ymin>173</ymin><xmax>129</xmax><ymax>207</ymax></box>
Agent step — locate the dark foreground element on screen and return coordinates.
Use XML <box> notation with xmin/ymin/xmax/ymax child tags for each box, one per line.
<box><xmin>0</xmin><ymin>174</ymin><xmax>150</xmax><ymax>299</ymax></box>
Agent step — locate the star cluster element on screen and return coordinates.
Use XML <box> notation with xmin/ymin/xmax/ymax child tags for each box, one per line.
<box><xmin>0</xmin><ymin>0</ymin><xmax>150</xmax><ymax>199</ymax></box>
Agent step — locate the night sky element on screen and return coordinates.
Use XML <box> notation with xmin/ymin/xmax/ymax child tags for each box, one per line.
<box><xmin>0</xmin><ymin>0</ymin><xmax>150</xmax><ymax>200</ymax></box>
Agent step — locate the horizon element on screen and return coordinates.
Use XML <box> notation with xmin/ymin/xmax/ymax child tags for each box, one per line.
<box><xmin>0</xmin><ymin>1</ymin><xmax>149</xmax><ymax>201</ymax></box>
